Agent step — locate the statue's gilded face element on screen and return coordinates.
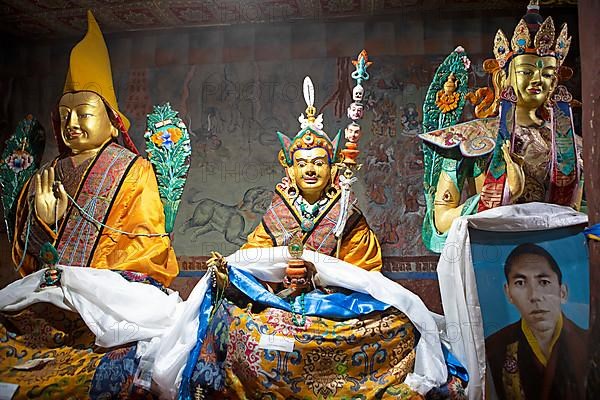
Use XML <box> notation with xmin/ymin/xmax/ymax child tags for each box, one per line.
<box><xmin>58</xmin><ymin>91</ymin><xmax>117</xmax><ymax>154</ymax></box>
<box><xmin>510</xmin><ymin>54</ymin><xmax>558</xmax><ymax>110</ymax></box>
<box><xmin>290</xmin><ymin>147</ymin><xmax>331</xmax><ymax>202</ymax></box>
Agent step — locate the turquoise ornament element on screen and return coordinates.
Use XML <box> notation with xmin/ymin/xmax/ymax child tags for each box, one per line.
<box><xmin>144</xmin><ymin>103</ymin><xmax>192</xmax><ymax>234</ymax></box>
<box><xmin>0</xmin><ymin>116</ymin><xmax>45</xmax><ymax>240</ymax></box>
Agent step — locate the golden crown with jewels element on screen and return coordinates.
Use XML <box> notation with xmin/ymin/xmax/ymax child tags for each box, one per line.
<box><xmin>493</xmin><ymin>0</ymin><xmax>571</xmax><ymax>68</ymax></box>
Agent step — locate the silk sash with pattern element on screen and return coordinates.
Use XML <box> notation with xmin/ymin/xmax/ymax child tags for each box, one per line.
<box><xmin>261</xmin><ymin>188</ymin><xmax>354</xmax><ymax>256</ymax></box>
<box><xmin>56</xmin><ymin>142</ymin><xmax>137</xmax><ymax>267</ymax></box>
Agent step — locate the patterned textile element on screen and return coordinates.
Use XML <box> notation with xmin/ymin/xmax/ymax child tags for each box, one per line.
<box><xmin>262</xmin><ymin>188</ymin><xmax>353</xmax><ymax>256</ymax></box>
<box><xmin>425</xmin><ymin>376</ymin><xmax>467</xmax><ymax>400</ymax></box>
<box><xmin>90</xmin><ymin>344</ymin><xmax>156</xmax><ymax>400</ymax></box>
<box><xmin>511</xmin><ymin>124</ymin><xmax>552</xmax><ymax>203</ymax></box>
<box><xmin>419</xmin><ymin>118</ymin><xmax>498</xmax><ymax>155</ymax></box>
<box><xmin>13</xmin><ymin>143</ymin><xmax>179</xmax><ymax>285</ymax></box>
<box><xmin>0</xmin><ymin>303</ymin><xmax>105</xmax><ymax>399</ymax></box>
<box><xmin>116</xmin><ymin>270</ymin><xmax>168</xmax><ymax>294</ymax></box>
<box><xmin>478</xmin><ymin>100</ymin><xmax>580</xmax><ymax>212</ymax></box>
<box><xmin>0</xmin><ymin>271</ymin><xmax>163</xmax><ymax>399</ymax></box>
<box><xmin>190</xmin><ymin>299</ymin><xmax>424</xmax><ymax>399</ymax></box>
<box><xmin>547</xmin><ymin>102</ymin><xmax>579</xmax><ymax>205</ymax></box>
<box><xmin>56</xmin><ymin>142</ymin><xmax>137</xmax><ymax>267</ymax></box>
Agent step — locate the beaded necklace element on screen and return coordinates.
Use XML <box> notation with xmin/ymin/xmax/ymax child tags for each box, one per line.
<box><xmin>295</xmin><ymin>196</ymin><xmax>328</xmax><ymax>232</ymax></box>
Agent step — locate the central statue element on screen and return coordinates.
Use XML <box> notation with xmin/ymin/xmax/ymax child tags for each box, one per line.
<box><xmin>241</xmin><ymin>79</ymin><xmax>382</xmax><ymax>272</ymax></box>
<box><xmin>162</xmin><ymin>75</ymin><xmax>466</xmax><ymax>400</ymax></box>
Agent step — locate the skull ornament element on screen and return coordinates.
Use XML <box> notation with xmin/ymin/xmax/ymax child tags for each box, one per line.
<box><xmin>352</xmin><ymin>85</ymin><xmax>364</xmax><ymax>102</ymax></box>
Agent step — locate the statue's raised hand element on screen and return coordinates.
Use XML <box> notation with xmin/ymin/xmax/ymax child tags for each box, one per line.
<box><xmin>34</xmin><ymin>167</ymin><xmax>68</xmax><ymax>226</ymax></box>
<box><xmin>501</xmin><ymin>140</ymin><xmax>525</xmax><ymax>201</ymax></box>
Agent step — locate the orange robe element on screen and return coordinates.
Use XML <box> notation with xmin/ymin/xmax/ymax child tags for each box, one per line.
<box><xmin>1</xmin><ymin>143</ymin><xmax>178</xmax><ymax>399</ymax></box>
<box><xmin>11</xmin><ymin>143</ymin><xmax>178</xmax><ymax>286</ymax></box>
<box><xmin>242</xmin><ymin>190</ymin><xmax>382</xmax><ymax>271</ymax></box>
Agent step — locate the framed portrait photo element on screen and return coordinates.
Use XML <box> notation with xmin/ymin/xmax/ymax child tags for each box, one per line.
<box><xmin>471</xmin><ymin>226</ymin><xmax>589</xmax><ymax>400</ymax></box>
<box><xmin>437</xmin><ymin>203</ymin><xmax>589</xmax><ymax>400</ymax></box>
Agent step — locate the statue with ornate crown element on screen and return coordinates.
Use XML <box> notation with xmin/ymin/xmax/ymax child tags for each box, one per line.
<box><xmin>0</xmin><ymin>11</ymin><xmax>190</xmax><ymax>399</ymax></box>
<box><xmin>149</xmin><ymin>61</ymin><xmax>468</xmax><ymax>400</ymax></box>
<box><xmin>420</xmin><ymin>0</ymin><xmax>582</xmax><ymax>252</ymax></box>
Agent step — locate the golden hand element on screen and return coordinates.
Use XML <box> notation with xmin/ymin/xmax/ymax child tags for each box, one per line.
<box><xmin>34</xmin><ymin>167</ymin><xmax>68</xmax><ymax>225</ymax></box>
<box><xmin>501</xmin><ymin>140</ymin><xmax>525</xmax><ymax>201</ymax></box>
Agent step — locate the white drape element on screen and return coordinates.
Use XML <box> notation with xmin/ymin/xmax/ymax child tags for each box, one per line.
<box><xmin>1</xmin><ymin>248</ymin><xmax>451</xmax><ymax>399</ymax></box>
<box><xmin>0</xmin><ymin>267</ymin><xmax>183</xmax><ymax>348</ymax></box>
<box><xmin>152</xmin><ymin>247</ymin><xmax>448</xmax><ymax>398</ymax></box>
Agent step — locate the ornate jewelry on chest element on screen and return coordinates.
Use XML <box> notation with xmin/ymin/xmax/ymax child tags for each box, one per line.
<box><xmin>296</xmin><ymin>196</ymin><xmax>328</xmax><ymax>232</ymax></box>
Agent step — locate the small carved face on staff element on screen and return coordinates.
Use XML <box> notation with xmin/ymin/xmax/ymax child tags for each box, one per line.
<box><xmin>344</xmin><ymin>123</ymin><xmax>362</xmax><ymax>143</ymax></box>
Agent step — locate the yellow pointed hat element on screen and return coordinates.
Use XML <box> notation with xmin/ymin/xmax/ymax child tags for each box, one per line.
<box><xmin>63</xmin><ymin>10</ymin><xmax>130</xmax><ymax>131</ymax></box>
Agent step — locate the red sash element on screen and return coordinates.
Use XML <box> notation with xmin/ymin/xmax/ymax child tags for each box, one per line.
<box><xmin>261</xmin><ymin>188</ymin><xmax>348</xmax><ymax>256</ymax></box>
<box><xmin>56</xmin><ymin>143</ymin><xmax>137</xmax><ymax>267</ymax></box>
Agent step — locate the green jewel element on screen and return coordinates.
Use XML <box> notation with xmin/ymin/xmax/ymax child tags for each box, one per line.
<box><xmin>39</xmin><ymin>242</ymin><xmax>59</xmax><ymax>265</ymax></box>
<box><xmin>290</xmin><ymin>293</ymin><xmax>306</xmax><ymax>327</ymax></box>
<box><xmin>42</xmin><ymin>267</ymin><xmax>62</xmax><ymax>286</ymax></box>
<box><xmin>335</xmin><ymin>362</ymin><xmax>348</xmax><ymax>375</ymax></box>
<box><xmin>288</xmin><ymin>237</ymin><xmax>304</xmax><ymax>258</ymax></box>
<box><xmin>299</xmin><ymin>201</ymin><xmax>319</xmax><ymax>219</ymax></box>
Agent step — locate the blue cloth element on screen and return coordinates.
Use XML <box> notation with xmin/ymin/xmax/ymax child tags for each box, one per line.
<box><xmin>443</xmin><ymin>344</ymin><xmax>469</xmax><ymax>383</ymax></box>
<box><xmin>90</xmin><ymin>345</ymin><xmax>142</xmax><ymax>399</ymax></box>
<box><xmin>229</xmin><ymin>267</ymin><xmax>390</xmax><ymax>318</ymax></box>
<box><xmin>584</xmin><ymin>223</ymin><xmax>600</xmax><ymax>239</ymax></box>
<box><xmin>178</xmin><ymin>280</ymin><xmax>213</xmax><ymax>400</ymax></box>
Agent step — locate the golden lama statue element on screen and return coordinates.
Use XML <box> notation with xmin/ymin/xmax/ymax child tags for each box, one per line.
<box><xmin>0</xmin><ymin>11</ymin><xmax>179</xmax><ymax>399</ymax></box>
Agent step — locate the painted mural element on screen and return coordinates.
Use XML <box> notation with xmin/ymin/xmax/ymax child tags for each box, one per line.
<box><xmin>110</xmin><ymin>54</ymin><xmax>496</xmax><ymax>258</ymax></box>
<box><xmin>1</xmin><ymin>11</ymin><xmax>580</xmax><ymax>261</ymax></box>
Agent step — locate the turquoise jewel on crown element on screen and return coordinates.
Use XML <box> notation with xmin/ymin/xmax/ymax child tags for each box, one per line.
<box><xmin>517</xmin><ymin>38</ymin><xmax>526</xmax><ymax>46</ymax></box>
